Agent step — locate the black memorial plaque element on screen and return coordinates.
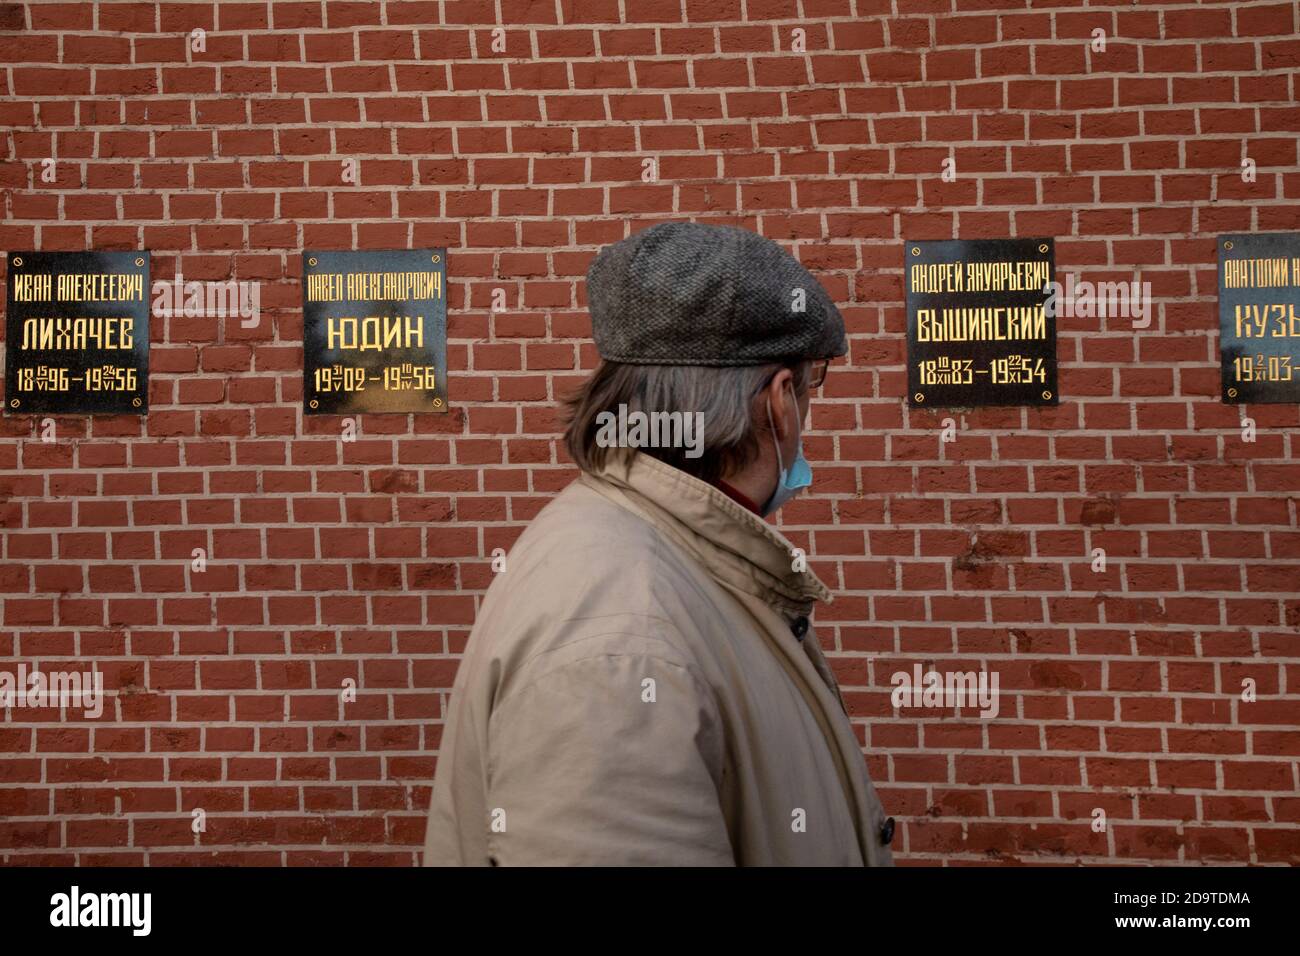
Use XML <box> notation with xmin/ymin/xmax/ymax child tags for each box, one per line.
<box><xmin>1218</xmin><ymin>232</ymin><xmax>1300</xmax><ymax>404</ymax></box>
<box><xmin>905</xmin><ymin>237</ymin><xmax>1057</xmax><ymax>407</ymax></box>
<box><xmin>4</xmin><ymin>250</ymin><xmax>150</xmax><ymax>415</ymax></box>
<box><xmin>302</xmin><ymin>249</ymin><xmax>448</xmax><ymax>415</ymax></box>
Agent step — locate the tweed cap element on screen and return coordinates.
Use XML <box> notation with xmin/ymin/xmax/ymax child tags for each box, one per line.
<box><xmin>586</xmin><ymin>221</ymin><xmax>848</xmax><ymax>366</ymax></box>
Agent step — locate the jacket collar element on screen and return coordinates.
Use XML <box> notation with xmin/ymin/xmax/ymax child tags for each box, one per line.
<box><xmin>579</xmin><ymin>451</ymin><xmax>832</xmax><ymax>614</ymax></box>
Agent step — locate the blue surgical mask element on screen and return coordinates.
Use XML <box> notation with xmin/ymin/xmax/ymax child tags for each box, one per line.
<box><xmin>761</xmin><ymin>384</ymin><xmax>812</xmax><ymax>516</ymax></box>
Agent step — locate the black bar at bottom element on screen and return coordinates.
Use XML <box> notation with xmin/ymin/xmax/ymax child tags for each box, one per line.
<box><xmin>0</xmin><ymin>864</ymin><xmax>1284</xmax><ymax>943</ymax></box>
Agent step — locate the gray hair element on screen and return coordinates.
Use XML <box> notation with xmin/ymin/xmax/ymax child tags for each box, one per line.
<box><xmin>562</xmin><ymin>360</ymin><xmax>810</xmax><ymax>484</ymax></box>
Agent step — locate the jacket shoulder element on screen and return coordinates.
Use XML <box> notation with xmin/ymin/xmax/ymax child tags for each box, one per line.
<box><xmin>470</xmin><ymin>478</ymin><xmax>709</xmax><ymax>694</ymax></box>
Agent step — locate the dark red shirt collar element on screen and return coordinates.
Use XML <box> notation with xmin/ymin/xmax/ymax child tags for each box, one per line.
<box><xmin>714</xmin><ymin>478</ymin><xmax>763</xmax><ymax>516</ymax></box>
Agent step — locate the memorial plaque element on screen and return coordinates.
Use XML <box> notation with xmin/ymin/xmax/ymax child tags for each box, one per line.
<box><xmin>905</xmin><ymin>238</ymin><xmax>1057</xmax><ymax>407</ymax></box>
<box><xmin>303</xmin><ymin>249</ymin><xmax>447</xmax><ymax>414</ymax></box>
<box><xmin>4</xmin><ymin>250</ymin><xmax>150</xmax><ymax>415</ymax></box>
<box><xmin>1218</xmin><ymin>232</ymin><xmax>1300</xmax><ymax>404</ymax></box>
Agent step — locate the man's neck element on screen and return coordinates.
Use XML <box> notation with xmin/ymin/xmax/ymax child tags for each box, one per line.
<box><xmin>715</xmin><ymin>477</ymin><xmax>764</xmax><ymax>516</ymax></box>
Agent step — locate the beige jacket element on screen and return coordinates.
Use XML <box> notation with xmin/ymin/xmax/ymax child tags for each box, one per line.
<box><xmin>423</xmin><ymin>451</ymin><xmax>893</xmax><ymax>866</ymax></box>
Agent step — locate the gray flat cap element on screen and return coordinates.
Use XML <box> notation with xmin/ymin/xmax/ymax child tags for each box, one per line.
<box><xmin>586</xmin><ymin>222</ymin><xmax>848</xmax><ymax>366</ymax></box>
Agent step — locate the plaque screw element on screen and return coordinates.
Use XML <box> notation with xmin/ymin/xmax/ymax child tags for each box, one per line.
<box><xmin>1227</xmin><ymin>387</ymin><xmax>1238</xmax><ymax>398</ymax></box>
<box><xmin>911</xmin><ymin>247</ymin><xmax>920</xmax><ymax>256</ymax></box>
<box><xmin>433</xmin><ymin>397</ymin><xmax>443</xmax><ymax>408</ymax></box>
<box><xmin>132</xmin><ymin>397</ymin><xmax>142</xmax><ymax>407</ymax></box>
<box><xmin>1042</xmin><ymin>390</ymin><xmax>1052</xmax><ymax>400</ymax></box>
<box><xmin>1224</xmin><ymin>241</ymin><xmax>1233</xmax><ymax>250</ymax></box>
<box><xmin>135</xmin><ymin>257</ymin><xmax>144</xmax><ymax>267</ymax></box>
<box><xmin>431</xmin><ymin>254</ymin><xmax>440</xmax><ymax>263</ymax></box>
<box><xmin>9</xmin><ymin>399</ymin><xmax>18</xmax><ymax>408</ymax></box>
<box><xmin>308</xmin><ymin>257</ymin><xmax>318</xmax><ymax>267</ymax></box>
<box><xmin>914</xmin><ymin>392</ymin><xmax>924</xmax><ymax>403</ymax></box>
<box><xmin>11</xmin><ymin>256</ymin><xmax>21</xmax><ymax>268</ymax></box>
<box><xmin>1038</xmin><ymin>244</ymin><xmax>1048</xmax><ymax>254</ymax></box>
<box><xmin>309</xmin><ymin>399</ymin><xmax>319</xmax><ymax>409</ymax></box>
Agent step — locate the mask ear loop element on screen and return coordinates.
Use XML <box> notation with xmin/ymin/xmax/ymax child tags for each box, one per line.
<box><xmin>767</xmin><ymin>379</ymin><xmax>803</xmax><ymax>479</ymax></box>
<box><xmin>766</xmin><ymin>393</ymin><xmax>786</xmax><ymax>481</ymax></box>
<box><xmin>787</xmin><ymin>379</ymin><xmax>803</xmax><ymax>447</ymax></box>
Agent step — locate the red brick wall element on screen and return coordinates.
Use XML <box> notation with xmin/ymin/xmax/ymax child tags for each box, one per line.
<box><xmin>2</xmin><ymin>0</ymin><xmax>1299</xmax><ymax>865</ymax></box>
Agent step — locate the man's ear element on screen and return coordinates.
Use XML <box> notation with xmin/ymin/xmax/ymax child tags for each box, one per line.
<box><xmin>763</xmin><ymin>367</ymin><xmax>797</xmax><ymax>440</ymax></box>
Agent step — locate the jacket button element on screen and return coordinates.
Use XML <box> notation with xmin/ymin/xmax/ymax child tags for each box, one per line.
<box><xmin>880</xmin><ymin>817</ymin><xmax>895</xmax><ymax>846</ymax></box>
<box><xmin>790</xmin><ymin>615</ymin><xmax>809</xmax><ymax>640</ymax></box>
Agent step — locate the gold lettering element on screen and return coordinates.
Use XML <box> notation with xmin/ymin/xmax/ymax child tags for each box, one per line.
<box><xmin>915</xmin><ymin>306</ymin><xmax>1047</xmax><ymax>343</ymax></box>
<box><xmin>327</xmin><ymin>316</ymin><xmax>357</xmax><ymax>350</ymax></box>
<box><xmin>307</xmin><ymin>273</ymin><xmax>343</xmax><ymax>301</ymax></box>
<box><xmin>12</xmin><ymin>273</ymin><xmax>52</xmax><ymax>301</ymax></box>
<box><xmin>1223</xmin><ymin>257</ymin><xmax>1290</xmax><ymax>289</ymax></box>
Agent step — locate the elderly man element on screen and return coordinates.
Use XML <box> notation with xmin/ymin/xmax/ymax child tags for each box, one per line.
<box><xmin>423</xmin><ymin>222</ymin><xmax>894</xmax><ymax>866</ymax></box>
